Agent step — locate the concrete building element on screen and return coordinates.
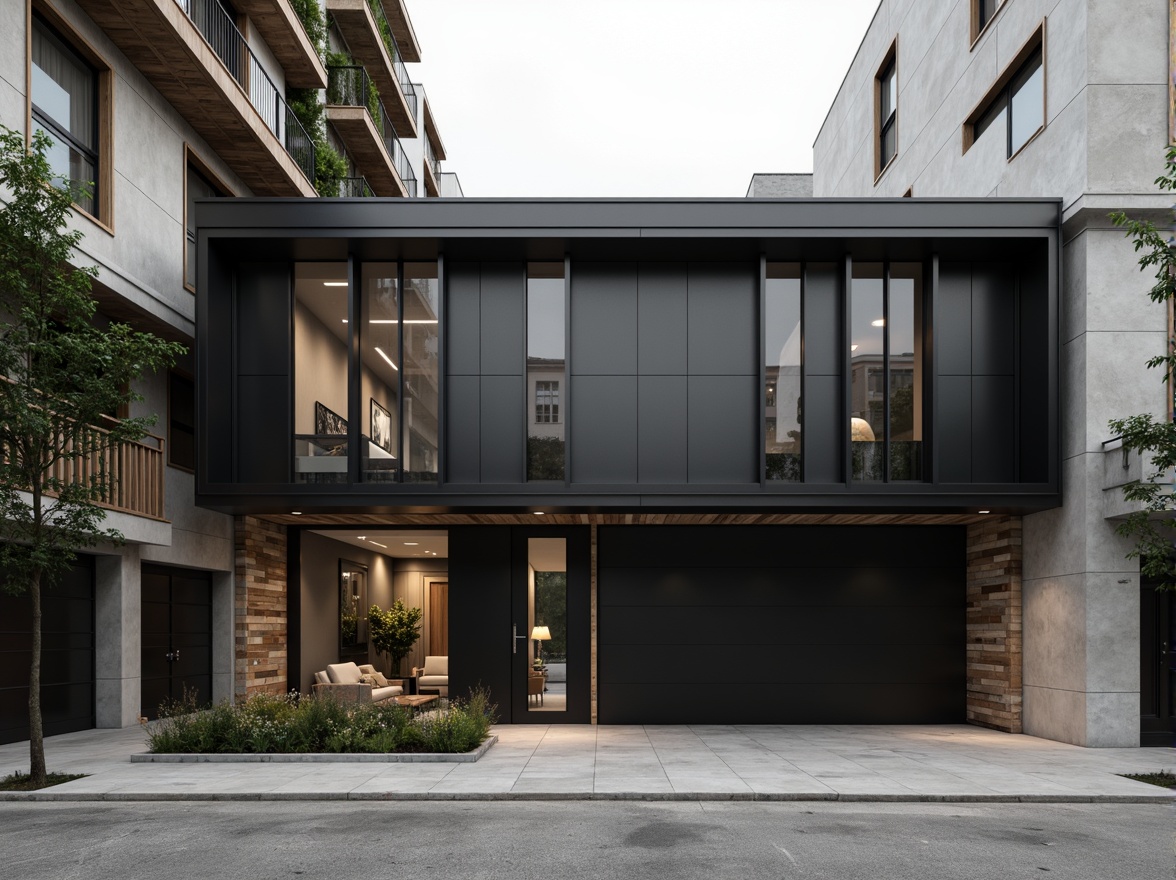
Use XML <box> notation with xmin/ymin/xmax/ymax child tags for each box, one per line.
<box><xmin>0</xmin><ymin>0</ymin><xmax>458</xmax><ymax>744</ymax></box>
<box><xmin>807</xmin><ymin>0</ymin><xmax>1173</xmax><ymax>746</ymax></box>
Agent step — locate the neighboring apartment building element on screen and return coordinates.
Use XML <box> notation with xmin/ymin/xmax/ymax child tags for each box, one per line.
<box><xmin>0</xmin><ymin>0</ymin><xmax>458</xmax><ymax>744</ymax></box>
<box><xmin>808</xmin><ymin>0</ymin><xmax>1173</xmax><ymax>747</ymax></box>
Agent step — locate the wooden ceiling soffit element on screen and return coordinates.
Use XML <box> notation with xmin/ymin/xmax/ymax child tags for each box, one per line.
<box><xmin>263</xmin><ymin>512</ymin><xmax>997</xmax><ymax>527</ymax></box>
<box><xmin>233</xmin><ymin>0</ymin><xmax>328</xmax><ymax>89</ymax></box>
<box><xmin>324</xmin><ymin>106</ymin><xmax>408</xmax><ymax>197</ymax></box>
<box><xmin>325</xmin><ymin>0</ymin><xmax>419</xmax><ymax>138</ymax></box>
<box><xmin>375</xmin><ymin>0</ymin><xmax>421</xmax><ymax>62</ymax></box>
<box><xmin>73</xmin><ymin>0</ymin><xmax>316</xmax><ymax>196</ymax></box>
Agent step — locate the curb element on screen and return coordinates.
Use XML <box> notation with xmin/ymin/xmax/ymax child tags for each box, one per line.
<box><xmin>2</xmin><ymin>791</ymin><xmax>1173</xmax><ymax>804</ymax></box>
<box><xmin>128</xmin><ymin>735</ymin><xmax>497</xmax><ymax>764</ymax></box>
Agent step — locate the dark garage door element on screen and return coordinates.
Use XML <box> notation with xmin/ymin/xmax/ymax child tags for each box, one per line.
<box><xmin>0</xmin><ymin>556</ymin><xmax>95</xmax><ymax>744</ymax></box>
<box><xmin>598</xmin><ymin>525</ymin><xmax>964</xmax><ymax>724</ymax></box>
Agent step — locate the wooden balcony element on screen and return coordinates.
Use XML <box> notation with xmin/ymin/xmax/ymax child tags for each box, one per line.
<box><xmin>377</xmin><ymin>0</ymin><xmax>422</xmax><ymax>62</ymax></box>
<box><xmin>74</xmin><ymin>0</ymin><xmax>317</xmax><ymax>196</ymax></box>
<box><xmin>325</xmin><ymin>107</ymin><xmax>410</xmax><ymax>197</ymax></box>
<box><xmin>325</xmin><ymin>0</ymin><xmax>419</xmax><ymax>139</ymax></box>
<box><xmin>233</xmin><ymin>0</ymin><xmax>328</xmax><ymax>88</ymax></box>
<box><xmin>48</xmin><ymin>423</ymin><xmax>167</xmax><ymax>522</ymax></box>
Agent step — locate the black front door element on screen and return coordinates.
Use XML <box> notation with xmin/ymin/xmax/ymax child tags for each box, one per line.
<box><xmin>141</xmin><ymin>565</ymin><xmax>212</xmax><ymax>719</ymax></box>
<box><xmin>1141</xmin><ymin>577</ymin><xmax>1175</xmax><ymax>746</ymax></box>
<box><xmin>510</xmin><ymin>527</ymin><xmax>591</xmax><ymax>723</ymax></box>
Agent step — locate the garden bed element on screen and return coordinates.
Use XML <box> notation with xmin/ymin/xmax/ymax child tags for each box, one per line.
<box><xmin>144</xmin><ymin>688</ymin><xmax>495</xmax><ymax>758</ymax></box>
<box><xmin>132</xmin><ymin>735</ymin><xmax>496</xmax><ymax>763</ymax></box>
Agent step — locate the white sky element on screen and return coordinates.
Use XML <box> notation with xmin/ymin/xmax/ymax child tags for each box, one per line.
<box><xmin>407</xmin><ymin>0</ymin><xmax>882</xmax><ymax>197</ymax></box>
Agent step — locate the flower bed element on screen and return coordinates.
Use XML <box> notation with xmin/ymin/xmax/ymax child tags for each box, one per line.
<box><xmin>146</xmin><ymin>688</ymin><xmax>495</xmax><ymax>755</ymax></box>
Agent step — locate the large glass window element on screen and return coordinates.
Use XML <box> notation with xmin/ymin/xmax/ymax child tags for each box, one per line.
<box><xmin>527</xmin><ymin>262</ymin><xmax>566</xmax><ymax>482</ymax></box>
<box><xmin>765</xmin><ymin>263</ymin><xmax>802</xmax><ymax>481</ymax></box>
<box><xmin>293</xmin><ymin>262</ymin><xmax>351</xmax><ymax>483</ymax></box>
<box><xmin>527</xmin><ymin>537</ymin><xmax>567</xmax><ymax>713</ymax></box>
<box><xmin>361</xmin><ymin>263</ymin><xmax>400</xmax><ymax>482</ymax></box>
<box><xmin>31</xmin><ymin>16</ymin><xmax>98</xmax><ymax>216</ymax></box>
<box><xmin>402</xmin><ymin>263</ymin><xmax>440</xmax><ymax>482</ymax></box>
<box><xmin>851</xmin><ymin>262</ymin><xmax>923</xmax><ymax>482</ymax></box>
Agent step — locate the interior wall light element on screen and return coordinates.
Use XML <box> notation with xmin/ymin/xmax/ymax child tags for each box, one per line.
<box><xmin>323</xmin><ymin>281</ymin><xmax>348</xmax><ymax>287</ymax></box>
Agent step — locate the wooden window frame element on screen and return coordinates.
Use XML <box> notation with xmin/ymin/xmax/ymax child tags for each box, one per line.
<box><xmin>874</xmin><ymin>39</ymin><xmax>899</xmax><ymax>184</ymax></box>
<box><xmin>27</xmin><ymin>0</ymin><xmax>114</xmax><ymax>234</ymax></box>
<box><xmin>970</xmin><ymin>0</ymin><xmax>1008</xmax><ymax>49</ymax></box>
<box><xmin>183</xmin><ymin>144</ymin><xmax>234</xmax><ymax>293</ymax></box>
<box><xmin>963</xmin><ymin>21</ymin><xmax>1046</xmax><ymax>159</ymax></box>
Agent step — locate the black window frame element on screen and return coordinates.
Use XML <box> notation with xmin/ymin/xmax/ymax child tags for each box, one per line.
<box><xmin>875</xmin><ymin>41</ymin><xmax>899</xmax><ymax>180</ymax></box>
<box><xmin>168</xmin><ymin>369</ymin><xmax>196</xmax><ymax>473</ymax></box>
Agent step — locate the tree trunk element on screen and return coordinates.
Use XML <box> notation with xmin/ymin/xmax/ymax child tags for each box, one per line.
<box><xmin>28</xmin><ymin>564</ymin><xmax>46</xmax><ymax>786</ymax></box>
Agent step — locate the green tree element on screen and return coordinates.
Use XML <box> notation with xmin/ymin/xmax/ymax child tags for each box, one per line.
<box><xmin>0</xmin><ymin>126</ymin><xmax>184</xmax><ymax>785</ymax></box>
<box><xmin>1106</xmin><ymin>145</ymin><xmax>1176</xmax><ymax>590</ymax></box>
<box><xmin>368</xmin><ymin>599</ymin><xmax>423</xmax><ymax>676</ymax></box>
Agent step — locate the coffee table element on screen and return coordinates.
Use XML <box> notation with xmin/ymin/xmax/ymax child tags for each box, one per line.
<box><xmin>394</xmin><ymin>694</ymin><xmax>439</xmax><ymax>712</ymax></box>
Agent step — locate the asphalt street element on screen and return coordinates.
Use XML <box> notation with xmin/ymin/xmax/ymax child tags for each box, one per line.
<box><xmin>1</xmin><ymin>801</ymin><xmax>1173</xmax><ymax>880</ymax></box>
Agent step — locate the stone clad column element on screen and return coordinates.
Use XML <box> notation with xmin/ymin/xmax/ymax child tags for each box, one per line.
<box><xmin>234</xmin><ymin>516</ymin><xmax>288</xmax><ymax>697</ymax></box>
<box><xmin>966</xmin><ymin>518</ymin><xmax>1022</xmax><ymax>733</ymax></box>
<box><xmin>95</xmin><ymin>547</ymin><xmax>141</xmax><ymax>727</ymax></box>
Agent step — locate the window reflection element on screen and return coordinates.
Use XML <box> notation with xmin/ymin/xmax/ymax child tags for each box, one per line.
<box><xmin>403</xmin><ymin>263</ymin><xmax>439</xmax><ymax>482</ymax></box>
<box><xmin>527</xmin><ymin>262</ymin><xmax>565</xmax><ymax>481</ymax></box>
<box><xmin>361</xmin><ymin>263</ymin><xmax>400</xmax><ymax>482</ymax></box>
<box><xmin>528</xmin><ymin>537</ymin><xmax>566</xmax><ymax>712</ymax></box>
<box><xmin>766</xmin><ymin>263</ymin><xmax>802</xmax><ymax>481</ymax></box>
<box><xmin>851</xmin><ymin>262</ymin><xmax>923</xmax><ymax>482</ymax></box>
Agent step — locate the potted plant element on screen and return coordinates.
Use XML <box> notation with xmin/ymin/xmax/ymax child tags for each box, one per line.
<box><xmin>368</xmin><ymin>599</ymin><xmax>423</xmax><ymax>678</ymax></box>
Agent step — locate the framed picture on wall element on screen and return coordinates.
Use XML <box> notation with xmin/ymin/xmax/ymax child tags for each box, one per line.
<box><xmin>315</xmin><ymin>401</ymin><xmax>347</xmax><ymax>437</ymax></box>
<box><xmin>371</xmin><ymin>399</ymin><xmax>392</xmax><ymax>452</ymax></box>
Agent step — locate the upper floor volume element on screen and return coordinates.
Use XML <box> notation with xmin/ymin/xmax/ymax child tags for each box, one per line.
<box><xmin>194</xmin><ymin>197</ymin><xmax>1061</xmax><ymax>516</ymax></box>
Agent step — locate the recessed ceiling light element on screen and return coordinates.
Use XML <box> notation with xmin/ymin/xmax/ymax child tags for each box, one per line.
<box><xmin>375</xmin><ymin>346</ymin><xmax>399</xmax><ymax>371</ymax></box>
<box><xmin>323</xmin><ymin>281</ymin><xmax>348</xmax><ymax>287</ymax></box>
<box><xmin>357</xmin><ymin>536</ymin><xmax>366</xmax><ymax>541</ymax></box>
<box><xmin>978</xmin><ymin>510</ymin><xmax>991</xmax><ymax>514</ymax></box>
<box><xmin>368</xmin><ymin>540</ymin><xmax>388</xmax><ymax>549</ymax></box>
<box><xmin>290</xmin><ymin>511</ymin><xmax>302</xmax><ymax>516</ymax></box>
<box><xmin>404</xmin><ymin>542</ymin><xmax>419</xmax><ymax>546</ymax></box>
<box><xmin>534</xmin><ymin>511</ymin><xmax>545</xmax><ymax>516</ymax></box>
<box><xmin>871</xmin><ymin>318</ymin><xmax>885</xmax><ymax>327</ymax></box>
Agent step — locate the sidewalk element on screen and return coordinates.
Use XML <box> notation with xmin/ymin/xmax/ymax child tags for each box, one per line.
<box><xmin>2</xmin><ymin>723</ymin><xmax>1174</xmax><ymax>803</ymax></box>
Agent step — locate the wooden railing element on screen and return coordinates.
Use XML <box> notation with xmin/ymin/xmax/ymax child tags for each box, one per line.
<box><xmin>47</xmin><ymin>421</ymin><xmax>167</xmax><ymax>521</ymax></box>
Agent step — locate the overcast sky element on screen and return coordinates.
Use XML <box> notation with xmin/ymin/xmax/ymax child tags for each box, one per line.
<box><xmin>407</xmin><ymin>0</ymin><xmax>882</xmax><ymax>198</ymax></box>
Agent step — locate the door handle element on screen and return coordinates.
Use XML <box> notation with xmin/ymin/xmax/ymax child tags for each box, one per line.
<box><xmin>512</xmin><ymin>624</ymin><xmax>529</xmax><ymax>654</ymax></box>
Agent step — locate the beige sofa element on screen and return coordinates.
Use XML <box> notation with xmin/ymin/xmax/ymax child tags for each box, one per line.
<box><xmin>412</xmin><ymin>655</ymin><xmax>449</xmax><ymax>696</ymax></box>
<box><xmin>311</xmin><ymin>661</ymin><xmax>403</xmax><ymax>704</ymax></box>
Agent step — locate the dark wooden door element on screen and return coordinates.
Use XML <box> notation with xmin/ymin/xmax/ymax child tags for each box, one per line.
<box><xmin>141</xmin><ymin>565</ymin><xmax>212</xmax><ymax>720</ymax></box>
<box><xmin>1141</xmin><ymin>578</ymin><xmax>1175</xmax><ymax>746</ymax></box>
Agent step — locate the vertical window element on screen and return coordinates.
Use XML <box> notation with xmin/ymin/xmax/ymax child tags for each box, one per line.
<box><xmin>31</xmin><ymin>15</ymin><xmax>99</xmax><ymax>217</ymax></box>
<box><xmin>402</xmin><ymin>263</ymin><xmax>440</xmax><ymax>483</ymax></box>
<box><xmin>765</xmin><ymin>263</ymin><xmax>802</xmax><ymax>482</ymax></box>
<box><xmin>293</xmin><ymin>262</ymin><xmax>351</xmax><ymax>483</ymax></box>
<box><xmin>875</xmin><ymin>42</ymin><xmax>898</xmax><ymax>178</ymax></box>
<box><xmin>361</xmin><ymin>263</ymin><xmax>400</xmax><ymax>482</ymax></box>
<box><xmin>184</xmin><ymin>157</ymin><xmax>227</xmax><ymax>290</ymax></box>
<box><xmin>168</xmin><ymin>371</ymin><xmax>195</xmax><ymax>472</ymax></box>
<box><xmin>851</xmin><ymin>262</ymin><xmax>923</xmax><ymax>482</ymax></box>
<box><xmin>965</xmin><ymin>27</ymin><xmax>1045</xmax><ymax>158</ymax></box>
<box><xmin>535</xmin><ymin>381</ymin><xmax>560</xmax><ymax>424</ymax></box>
<box><xmin>527</xmin><ymin>262</ymin><xmax>566</xmax><ymax>482</ymax></box>
<box><xmin>972</xmin><ymin>0</ymin><xmax>1006</xmax><ymax>42</ymax></box>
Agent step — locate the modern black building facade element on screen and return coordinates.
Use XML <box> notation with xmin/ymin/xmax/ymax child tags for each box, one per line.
<box><xmin>197</xmin><ymin>198</ymin><xmax>1059</xmax><ymax>727</ymax></box>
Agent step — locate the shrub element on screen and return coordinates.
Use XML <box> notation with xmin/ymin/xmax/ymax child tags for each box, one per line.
<box><xmin>145</xmin><ymin>687</ymin><xmax>496</xmax><ymax>755</ymax></box>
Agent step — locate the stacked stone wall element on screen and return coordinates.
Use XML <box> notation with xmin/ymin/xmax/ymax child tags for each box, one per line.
<box><xmin>234</xmin><ymin>516</ymin><xmax>288</xmax><ymax>697</ymax></box>
<box><xmin>966</xmin><ymin>517</ymin><xmax>1023</xmax><ymax>733</ymax></box>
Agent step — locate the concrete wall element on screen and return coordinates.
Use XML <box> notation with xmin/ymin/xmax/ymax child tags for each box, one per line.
<box><xmin>812</xmin><ymin>0</ymin><xmax>1171</xmax><ymax>745</ymax></box>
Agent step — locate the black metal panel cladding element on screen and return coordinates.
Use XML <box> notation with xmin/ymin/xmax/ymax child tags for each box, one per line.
<box><xmin>597</xmin><ymin>525</ymin><xmax>966</xmax><ymax>725</ymax></box>
<box><xmin>194</xmin><ymin>198</ymin><xmax>1061</xmax><ymax>514</ymax></box>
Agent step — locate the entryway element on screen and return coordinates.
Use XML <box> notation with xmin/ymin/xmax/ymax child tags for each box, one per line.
<box><xmin>141</xmin><ymin>565</ymin><xmax>212</xmax><ymax>720</ymax></box>
<box><xmin>1141</xmin><ymin>575</ymin><xmax>1175</xmax><ymax>746</ymax></box>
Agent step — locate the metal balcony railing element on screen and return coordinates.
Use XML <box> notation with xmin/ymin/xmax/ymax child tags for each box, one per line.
<box><xmin>423</xmin><ymin>134</ymin><xmax>440</xmax><ymax>177</ymax></box>
<box><xmin>174</xmin><ymin>0</ymin><xmax>315</xmax><ymax>184</ymax></box>
<box><xmin>328</xmin><ymin>65</ymin><xmax>417</xmax><ymax>197</ymax></box>
<box><xmin>372</xmin><ymin>0</ymin><xmax>418</xmax><ymax>119</ymax></box>
<box><xmin>339</xmin><ymin>176</ymin><xmax>375</xmax><ymax>198</ymax></box>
